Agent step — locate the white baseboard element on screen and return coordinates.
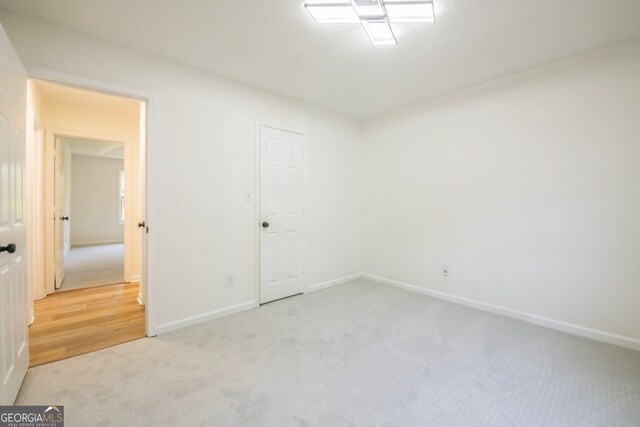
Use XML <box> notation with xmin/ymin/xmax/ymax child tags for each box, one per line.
<box><xmin>306</xmin><ymin>273</ymin><xmax>362</xmax><ymax>293</ymax></box>
<box><xmin>362</xmin><ymin>274</ymin><xmax>640</xmax><ymax>352</ymax></box>
<box><xmin>71</xmin><ymin>240</ymin><xmax>124</xmax><ymax>247</ymax></box>
<box><xmin>155</xmin><ymin>301</ymin><xmax>255</xmax><ymax>335</ymax></box>
<box><xmin>154</xmin><ymin>273</ymin><xmax>363</xmax><ymax>336</ymax></box>
<box><xmin>129</xmin><ymin>275</ymin><xmax>140</xmax><ymax>283</ymax></box>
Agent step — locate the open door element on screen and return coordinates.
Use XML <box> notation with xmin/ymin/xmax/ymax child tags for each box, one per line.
<box><xmin>45</xmin><ymin>134</ymin><xmax>68</xmax><ymax>293</ymax></box>
<box><xmin>0</xmin><ymin>23</ymin><xmax>29</xmax><ymax>405</ymax></box>
<box><xmin>52</xmin><ymin>137</ymin><xmax>65</xmax><ymax>289</ymax></box>
<box><xmin>137</xmin><ymin>102</ymin><xmax>147</xmax><ymax>306</ymax></box>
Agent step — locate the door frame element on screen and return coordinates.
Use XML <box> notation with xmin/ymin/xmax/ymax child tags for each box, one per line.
<box><xmin>253</xmin><ymin>121</ymin><xmax>308</xmax><ymax>306</ymax></box>
<box><xmin>43</xmin><ymin>128</ymin><xmax>129</xmax><ymax>294</ymax></box>
<box><xmin>26</xmin><ymin>66</ymin><xmax>157</xmax><ymax>337</ymax></box>
<box><xmin>25</xmin><ymin>107</ymin><xmax>45</xmax><ymax>322</ymax></box>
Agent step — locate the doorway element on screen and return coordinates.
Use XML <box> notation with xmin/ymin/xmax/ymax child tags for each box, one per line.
<box><xmin>26</xmin><ymin>79</ymin><xmax>148</xmax><ymax>366</ymax></box>
<box><xmin>258</xmin><ymin>125</ymin><xmax>306</xmax><ymax>304</ymax></box>
<box><xmin>52</xmin><ymin>137</ymin><xmax>126</xmax><ymax>292</ymax></box>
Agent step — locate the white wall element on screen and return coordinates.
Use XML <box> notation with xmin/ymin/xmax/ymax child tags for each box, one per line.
<box><xmin>362</xmin><ymin>40</ymin><xmax>640</xmax><ymax>345</ymax></box>
<box><xmin>70</xmin><ymin>154</ymin><xmax>124</xmax><ymax>246</ymax></box>
<box><xmin>0</xmin><ymin>14</ymin><xmax>363</xmax><ymax>334</ymax></box>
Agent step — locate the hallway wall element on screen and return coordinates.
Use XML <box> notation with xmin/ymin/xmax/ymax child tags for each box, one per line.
<box><xmin>70</xmin><ymin>155</ymin><xmax>125</xmax><ymax>246</ymax></box>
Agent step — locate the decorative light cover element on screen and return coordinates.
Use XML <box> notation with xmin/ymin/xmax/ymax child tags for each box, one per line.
<box><xmin>350</xmin><ymin>0</ymin><xmax>385</xmax><ymax>18</ymax></box>
<box><xmin>385</xmin><ymin>0</ymin><xmax>435</xmax><ymax>23</ymax></box>
<box><xmin>304</xmin><ymin>0</ymin><xmax>435</xmax><ymax>46</ymax></box>
<box><xmin>362</xmin><ymin>19</ymin><xmax>396</xmax><ymax>45</ymax></box>
<box><xmin>304</xmin><ymin>3</ymin><xmax>361</xmax><ymax>23</ymax></box>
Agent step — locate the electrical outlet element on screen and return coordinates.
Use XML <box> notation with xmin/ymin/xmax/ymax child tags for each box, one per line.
<box><xmin>441</xmin><ymin>264</ymin><xmax>449</xmax><ymax>277</ymax></box>
<box><xmin>225</xmin><ymin>273</ymin><xmax>234</xmax><ymax>287</ymax></box>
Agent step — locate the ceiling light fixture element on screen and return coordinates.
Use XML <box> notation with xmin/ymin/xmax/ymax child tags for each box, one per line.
<box><xmin>304</xmin><ymin>0</ymin><xmax>435</xmax><ymax>46</ymax></box>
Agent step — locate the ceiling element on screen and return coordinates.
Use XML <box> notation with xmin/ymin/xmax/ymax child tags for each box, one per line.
<box><xmin>62</xmin><ymin>137</ymin><xmax>124</xmax><ymax>160</ymax></box>
<box><xmin>3</xmin><ymin>0</ymin><xmax>640</xmax><ymax>118</ymax></box>
<box><xmin>34</xmin><ymin>79</ymin><xmax>141</xmax><ymax>116</ymax></box>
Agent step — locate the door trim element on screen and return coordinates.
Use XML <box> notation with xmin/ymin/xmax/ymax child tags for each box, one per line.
<box><xmin>25</xmin><ymin>66</ymin><xmax>157</xmax><ymax>337</ymax></box>
<box><xmin>254</xmin><ymin>121</ymin><xmax>308</xmax><ymax>307</ymax></box>
<box><xmin>25</xmin><ymin>106</ymin><xmax>46</xmax><ymax>320</ymax></box>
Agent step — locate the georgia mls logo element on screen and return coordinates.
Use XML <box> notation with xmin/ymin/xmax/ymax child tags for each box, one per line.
<box><xmin>0</xmin><ymin>405</ymin><xmax>64</xmax><ymax>427</ymax></box>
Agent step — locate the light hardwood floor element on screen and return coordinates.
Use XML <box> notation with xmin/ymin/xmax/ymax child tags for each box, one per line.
<box><xmin>29</xmin><ymin>283</ymin><xmax>145</xmax><ymax>367</ymax></box>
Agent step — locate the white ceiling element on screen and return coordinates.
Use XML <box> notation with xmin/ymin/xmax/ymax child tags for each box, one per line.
<box><xmin>34</xmin><ymin>79</ymin><xmax>141</xmax><ymax>116</ymax></box>
<box><xmin>63</xmin><ymin>137</ymin><xmax>125</xmax><ymax>160</ymax></box>
<box><xmin>3</xmin><ymin>0</ymin><xmax>640</xmax><ymax>118</ymax></box>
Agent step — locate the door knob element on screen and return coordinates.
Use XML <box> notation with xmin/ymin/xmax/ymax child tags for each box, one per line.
<box><xmin>262</xmin><ymin>222</ymin><xmax>269</xmax><ymax>228</ymax></box>
<box><xmin>0</xmin><ymin>243</ymin><xmax>16</xmax><ymax>254</ymax></box>
<box><xmin>138</xmin><ymin>222</ymin><xmax>146</xmax><ymax>228</ymax></box>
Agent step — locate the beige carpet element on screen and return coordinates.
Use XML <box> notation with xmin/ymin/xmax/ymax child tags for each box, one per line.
<box><xmin>59</xmin><ymin>243</ymin><xmax>124</xmax><ymax>291</ymax></box>
<box><xmin>17</xmin><ymin>279</ymin><xmax>640</xmax><ymax>426</ymax></box>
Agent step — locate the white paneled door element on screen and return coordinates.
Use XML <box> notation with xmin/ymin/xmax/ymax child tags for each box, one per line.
<box><xmin>0</xmin><ymin>25</ymin><xmax>29</xmax><ymax>404</ymax></box>
<box><xmin>53</xmin><ymin>137</ymin><xmax>64</xmax><ymax>288</ymax></box>
<box><xmin>259</xmin><ymin>126</ymin><xmax>305</xmax><ymax>304</ymax></box>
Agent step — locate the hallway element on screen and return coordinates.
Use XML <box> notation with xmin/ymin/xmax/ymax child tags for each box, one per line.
<box><xmin>29</xmin><ymin>283</ymin><xmax>145</xmax><ymax>367</ymax></box>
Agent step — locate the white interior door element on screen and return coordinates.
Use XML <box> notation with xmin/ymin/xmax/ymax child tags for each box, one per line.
<box><xmin>137</xmin><ymin>101</ymin><xmax>146</xmax><ymax>306</ymax></box>
<box><xmin>259</xmin><ymin>126</ymin><xmax>305</xmax><ymax>304</ymax></box>
<box><xmin>0</xmin><ymin>23</ymin><xmax>29</xmax><ymax>405</ymax></box>
<box><xmin>53</xmin><ymin>137</ymin><xmax>64</xmax><ymax>289</ymax></box>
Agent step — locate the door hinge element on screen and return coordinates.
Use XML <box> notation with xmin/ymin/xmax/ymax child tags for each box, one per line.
<box><xmin>138</xmin><ymin>221</ymin><xmax>149</xmax><ymax>233</ymax></box>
